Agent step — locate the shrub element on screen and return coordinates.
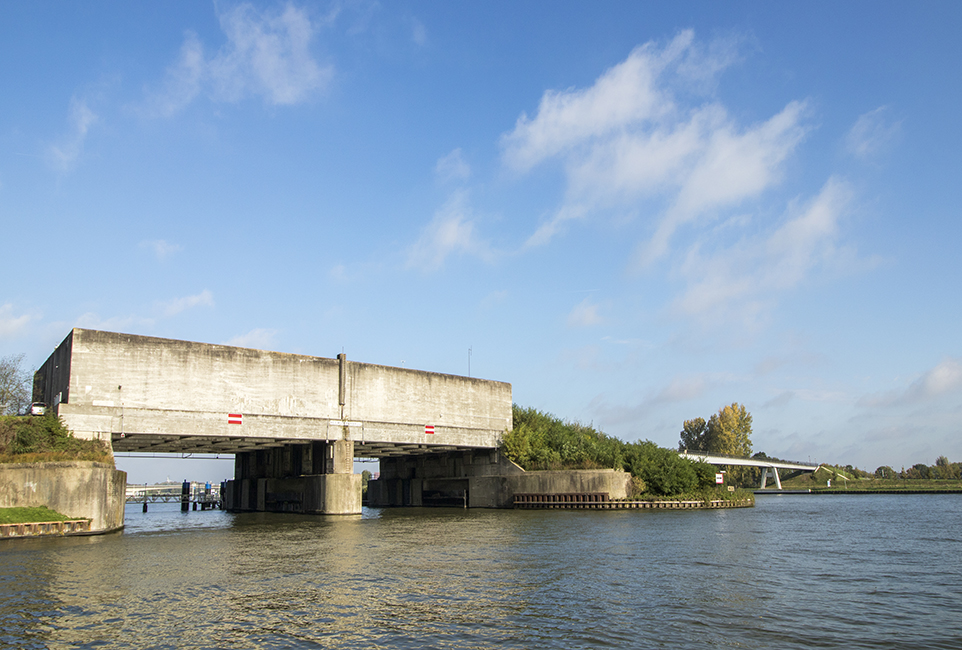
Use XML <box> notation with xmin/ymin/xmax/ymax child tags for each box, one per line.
<box><xmin>0</xmin><ymin>414</ymin><xmax>111</xmax><ymax>464</ymax></box>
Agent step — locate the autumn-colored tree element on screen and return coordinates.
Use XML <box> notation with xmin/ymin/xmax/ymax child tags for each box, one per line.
<box><xmin>678</xmin><ymin>403</ymin><xmax>752</xmax><ymax>457</ymax></box>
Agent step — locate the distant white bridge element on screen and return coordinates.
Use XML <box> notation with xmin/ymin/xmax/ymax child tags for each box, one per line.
<box><xmin>678</xmin><ymin>452</ymin><xmax>820</xmax><ymax>489</ymax></box>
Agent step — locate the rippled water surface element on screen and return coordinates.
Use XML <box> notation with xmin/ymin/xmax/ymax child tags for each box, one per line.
<box><xmin>2</xmin><ymin>494</ymin><xmax>961</xmax><ymax>649</ymax></box>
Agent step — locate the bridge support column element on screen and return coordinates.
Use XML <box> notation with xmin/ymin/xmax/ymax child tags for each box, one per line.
<box><xmin>225</xmin><ymin>441</ymin><xmax>361</xmax><ymax>515</ymax></box>
<box><xmin>759</xmin><ymin>466</ymin><xmax>782</xmax><ymax>489</ymax></box>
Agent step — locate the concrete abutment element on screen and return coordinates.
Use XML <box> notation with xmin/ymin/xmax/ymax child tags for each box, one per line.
<box><xmin>225</xmin><ymin>440</ymin><xmax>360</xmax><ymax>515</ymax></box>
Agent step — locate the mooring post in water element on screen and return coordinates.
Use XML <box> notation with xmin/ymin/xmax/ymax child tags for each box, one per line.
<box><xmin>143</xmin><ymin>483</ymin><xmax>148</xmax><ymax>512</ymax></box>
<box><xmin>181</xmin><ymin>480</ymin><xmax>190</xmax><ymax>512</ymax></box>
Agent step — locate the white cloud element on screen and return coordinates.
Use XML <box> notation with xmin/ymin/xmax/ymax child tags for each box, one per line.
<box><xmin>670</xmin><ymin>177</ymin><xmax>852</xmax><ymax>325</ymax></box>
<box><xmin>142</xmin><ymin>32</ymin><xmax>206</xmax><ymax>118</ymax></box>
<box><xmin>435</xmin><ymin>148</ymin><xmax>470</xmax><ymax>182</ymax></box>
<box><xmin>141</xmin><ymin>239</ymin><xmax>183</xmax><ymax>261</ymax></box>
<box><xmin>846</xmin><ymin>106</ymin><xmax>900</xmax><ymax>160</ymax></box>
<box><xmin>141</xmin><ymin>3</ymin><xmax>331</xmax><ymax>116</ymax></box>
<box><xmin>48</xmin><ymin>97</ymin><xmax>98</xmax><ymax>171</ymax></box>
<box><xmin>225</xmin><ymin>328</ymin><xmax>277</xmax><ymax>349</ymax></box>
<box><xmin>329</xmin><ymin>264</ymin><xmax>348</xmax><ymax>281</ymax></box>
<box><xmin>859</xmin><ymin>358</ymin><xmax>962</xmax><ymax>408</ymax></box>
<box><xmin>74</xmin><ymin>312</ymin><xmax>154</xmax><ymax>332</ymax></box>
<box><xmin>159</xmin><ymin>290</ymin><xmax>214</xmax><ymax>317</ymax></box>
<box><xmin>502</xmin><ymin>31</ymin><xmax>693</xmax><ymax>172</ymax></box>
<box><xmin>589</xmin><ymin>371</ymin><xmax>730</xmax><ymax>428</ymax></box>
<box><xmin>411</xmin><ymin>18</ymin><xmax>427</xmax><ymax>46</ymax></box>
<box><xmin>0</xmin><ymin>304</ymin><xmax>34</xmax><ymax>339</ymax></box>
<box><xmin>407</xmin><ymin>192</ymin><xmax>494</xmax><ymax>272</ymax></box>
<box><xmin>566</xmin><ymin>298</ymin><xmax>603</xmax><ymax>328</ymax></box>
<box><xmin>501</xmin><ymin>30</ymin><xmax>810</xmax><ymax>264</ymax></box>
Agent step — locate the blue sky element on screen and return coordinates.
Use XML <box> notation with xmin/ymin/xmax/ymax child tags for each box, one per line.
<box><xmin>2</xmin><ymin>1</ymin><xmax>960</xmax><ymax>483</ymax></box>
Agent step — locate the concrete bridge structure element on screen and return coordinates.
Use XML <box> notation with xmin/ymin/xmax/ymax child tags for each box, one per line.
<box><xmin>34</xmin><ymin>329</ymin><xmax>516</xmax><ymax>514</ymax></box>
<box><xmin>678</xmin><ymin>451</ymin><xmax>820</xmax><ymax>489</ymax></box>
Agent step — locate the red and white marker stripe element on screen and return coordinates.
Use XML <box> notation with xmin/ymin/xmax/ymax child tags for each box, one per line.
<box><xmin>424</xmin><ymin>424</ymin><xmax>435</xmax><ymax>434</ymax></box>
<box><xmin>228</xmin><ymin>413</ymin><xmax>243</xmax><ymax>425</ymax></box>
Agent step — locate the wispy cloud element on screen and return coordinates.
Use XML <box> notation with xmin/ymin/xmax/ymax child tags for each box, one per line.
<box><xmin>48</xmin><ymin>97</ymin><xmax>98</xmax><ymax>171</ymax></box>
<box><xmin>846</xmin><ymin>106</ymin><xmax>900</xmax><ymax>161</ymax></box>
<box><xmin>141</xmin><ymin>239</ymin><xmax>183</xmax><ymax>261</ymax></box>
<box><xmin>140</xmin><ymin>2</ymin><xmax>331</xmax><ymax>116</ymax></box>
<box><xmin>435</xmin><ymin>148</ymin><xmax>470</xmax><ymax>182</ymax></box>
<box><xmin>411</xmin><ymin>18</ymin><xmax>427</xmax><ymax>47</ymax></box>
<box><xmin>500</xmin><ymin>30</ymin><xmax>809</xmax><ymax>265</ymax></box>
<box><xmin>74</xmin><ymin>312</ymin><xmax>154</xmax><ymax>332</ymax></box>
<box><xmin>859</xmin><ymin>358</ymin><xmax>962</xmax><ymax>408</ymax></box>
<box><xmin>407</xmin><ymin>192</ymin><xmax>494</xmax><ymax>272</ymax></box>
<box><xmin>566</xmin><ymin>298</ymin><xmax>603</xmax><ymax>327</ymax></box>
<box><xmin>159</xmin><ymin>290</ymin><xmax>214</xmax><ymax>317</ymax></box>
<box><xmin>589</xmin><ymin>371</ymin><xmax>732</xmax><ymax>427</ymax></box>
<box><xmin>0</xmin><ymin>304</ymin><xmax>34</xmax><ymax>339</ymax></box>
<box><xmin>225</xmin><ymin>328</ymin><xmax>277</xmax><ymax>349</ymax></box>
<box><xmin>670</xmin><ymin>177</ymin><xmax>854</xmax><ymax>327</ymax></box>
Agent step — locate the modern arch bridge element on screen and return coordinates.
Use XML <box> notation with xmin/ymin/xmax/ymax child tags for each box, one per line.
<box><xmin>678</xmin><ymin>451</ymin><xmax>820</xmax><ymax>489</ymax></box>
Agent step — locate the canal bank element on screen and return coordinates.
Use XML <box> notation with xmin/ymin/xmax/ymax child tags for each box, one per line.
<box><xmin>0</xmin><ymin>461</ymin><xmax>126</xmax><ymax>537</ymax></box>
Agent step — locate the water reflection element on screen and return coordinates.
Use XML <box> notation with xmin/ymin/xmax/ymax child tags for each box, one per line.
<box><xmin>2</xmin><ymin>497</ymin><xmax>961</xmax><ymax>648</ymax></box>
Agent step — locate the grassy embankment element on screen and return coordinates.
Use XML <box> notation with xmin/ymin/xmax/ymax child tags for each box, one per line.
<box><xmin>0</xmin><ymin>506</ymin><xmax>73</xmax><ymax>524</ymax></box>
<box><xmin>779</xmin><ymin>466</ymin><xmax>962</xmax><ymax>492</ymax></box>
<box><xmin>0</xmin><ymin>414</ymin><xmax>111</xmax><ymax>524</ymax></box>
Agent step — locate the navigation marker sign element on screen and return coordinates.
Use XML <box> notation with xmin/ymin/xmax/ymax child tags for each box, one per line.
<box><xmin>425</xmin><ymin>425</ymin><xmax>435</xmax><ymax>434</ymax></box>
<box><xmin>228</xmin><ymin>413</ymin><xmax>243</xmax><ymax>425</ymax></box>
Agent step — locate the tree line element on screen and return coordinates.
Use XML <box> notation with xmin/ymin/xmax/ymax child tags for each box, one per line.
<box><xmin>502</xmin><ymin>405</ymin><xmax>730</xmax><ymax>498</ymax></box>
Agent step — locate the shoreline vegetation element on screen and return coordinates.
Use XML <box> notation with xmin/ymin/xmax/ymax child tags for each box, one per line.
<box><xmin>503</xmin><ymin>405</ymin><xmax>754</xmax><ymax>503</ymax></box>
<box><xmin>0</xmin><ymin>505</ymin><xmax>76</xmax><ymax>525</ymax></box>
<box><xmin>776</xmin><ymin>463</ymin><xmax>962</xmax><ymax>493</ymax></box>
<box><xmin>0</xmin><ymin>414</ymin><xmax>112</xmax><ymax>465</ymax></box>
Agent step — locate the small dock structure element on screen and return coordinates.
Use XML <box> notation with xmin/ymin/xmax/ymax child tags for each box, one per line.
<box><xmin>126</xmin><ymin>481</ymin><xmax>223</xmax><ymax>512</ymax></box>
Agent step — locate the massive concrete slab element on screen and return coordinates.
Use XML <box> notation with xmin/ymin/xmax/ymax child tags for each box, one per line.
<box><xmin>35</xmin><ymin>329</ymin><xmax>513</xmax><ymax>458</ymax></box>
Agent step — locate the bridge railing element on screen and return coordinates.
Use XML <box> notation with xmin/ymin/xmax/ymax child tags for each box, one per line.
<box><xmin>679</xmin><ymin>450</ymin><xmax>818</xmax><ymax>468</ymax></box>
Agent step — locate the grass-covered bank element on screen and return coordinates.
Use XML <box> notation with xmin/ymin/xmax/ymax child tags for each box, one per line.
<box><xmin>0</xmin><ymin>414</ymin><xmax>112</xmax><ymax>464</ymax></box>
<box><xmin>0</xmin><ymin>506</ymin><xmax>75</xmax><ymax>524</ymax></box>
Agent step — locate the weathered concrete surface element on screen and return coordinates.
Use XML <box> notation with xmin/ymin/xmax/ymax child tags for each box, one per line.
<box><xmin>223</xmin><ymin>474</ymin><xmax>361</xmax><ymax>514</ymax></box>
<box><xmin>0</xmin><ymin>462</ymin><xmax>126</xmax><ymax>533</ymax></box>
<box><xmin>369</xmin><ymin>451</ymin><xmax>630</xmax><ymax>508</ymax></box>
<box><xmin>506</xmin><ymin>469</ymin><xmax>631</xmax><ymax>500</ymax></box>
<box><xmin>35</xmin><ymin>329</ymin><xmax>512</xmax><ymax>458</ymax></box>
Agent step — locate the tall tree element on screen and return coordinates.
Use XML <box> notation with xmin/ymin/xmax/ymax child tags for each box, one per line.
<box><xmin>678</xmin><ymin>404</ymin><xmax>753</xmax><ymax>457</ymax></box>
<box><xmin>678</xmin><ymin>417</ymin><xmax>707</xmax><ymax>451</ymax></box>
<box><xmin>0</xmin><ymin>354</ymin><xmax>32</xmax><ymax>415</ymax></box>
<box><xmin>706</xmin><ymin>403</ymin><xmax>753</xmax><ymax>457</ymax></box>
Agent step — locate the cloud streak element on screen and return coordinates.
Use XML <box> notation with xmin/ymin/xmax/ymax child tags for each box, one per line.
<box><xmin>48</xmin><ymin>97</ymin><xmax>98</xmax><ymax>171</ymax></box>
<box><xmin>846</xmin><ymin>106</ymin><xmax>900</xmax><ymax>161</ymax></box>
<box><xmin>671</xmin><ymin>177</ymin><xmax>853</xmax><ymax>325</ymax></box>
<box><xmin>160</xmin><ymin>290</ymin><xmax>214</xmax><ymax>317</ymax></box>
<box><xmin>0</xmin><ymin>304</ymin><xmax>34</xmax><ymax>339</ymax></box>
<box><xmin>141</xmin><ymin>239</ymin><xmax>183</xmax><ymax>261</ymax></box>
<box><xmin>141</xmin><ymin>3</ymin><xmax>331</xmax><ymax>116</ymax></box>
<box><xmin>407</xmin><ymin>192</ymin><xmax>494</xmax><ymax>272</ymax></box>
<box><xmin>859</xmin><ymin>358</ymin><xmax>962</xmax><ymax>408</ymax></box>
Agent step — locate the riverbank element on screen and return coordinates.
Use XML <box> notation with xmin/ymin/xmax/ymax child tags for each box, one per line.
<box><xmin>0</xmin><ymin>461</ymin><xmax>126</xmax><ymax>534</ymax></box>
<box><xmin>514</xmin><ymin>494</ymin><xmax>754</xmax><ymax>509</ymax></box>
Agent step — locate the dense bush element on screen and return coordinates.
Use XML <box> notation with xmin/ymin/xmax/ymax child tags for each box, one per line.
<box><xmin>0</xmin><ymin>414</ymin><xmax>112</xmax><ymax>463</ymax></box>
<box><xmin>502</xmin><ymin>405</ymin><xmax>716</xmax><ymax>497</ymax></box>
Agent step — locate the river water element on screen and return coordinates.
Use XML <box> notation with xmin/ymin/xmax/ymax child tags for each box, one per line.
<box><xmin>2</xmin><ymin>494</ymin><xmax>961</xmax><ymax>649</ymax></box>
